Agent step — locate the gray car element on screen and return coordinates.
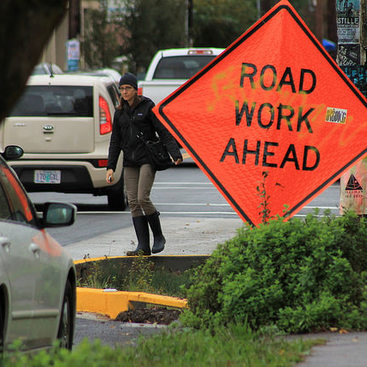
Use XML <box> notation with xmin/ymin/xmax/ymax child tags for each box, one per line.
<box><xmin>0</xmin><ymin>146</ymin><xmax>76</xmax><ymax>352</ymax></box>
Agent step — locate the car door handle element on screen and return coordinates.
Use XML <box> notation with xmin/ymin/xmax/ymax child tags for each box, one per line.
<box><xmin>0</xmin><ymin>237</ymin><xmax>11</xmax><ymax>253</ymax></box>
<box><xmin>29</xmin><ymin>243</ymin><xmax>41</xmax><ymax>258</ymax></box>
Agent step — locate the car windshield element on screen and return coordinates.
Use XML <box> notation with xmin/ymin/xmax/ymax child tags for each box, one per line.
<box><xmin>8</xmin><ymin>86</ymin><xmax>93</xmax><ymax>117</ymax></box>
<box><xmin>153</xmin><ymin>55</ymin><xmax>216</xmax><ymax>79</ymax></box>
<box><xmin>32</xmin><ymin>63</ymin><xmax>63</xmax><ymax>75</ymax></box>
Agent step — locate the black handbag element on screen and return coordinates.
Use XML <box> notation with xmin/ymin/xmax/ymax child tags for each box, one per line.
<box><xmin>137</xmin><ymin>132</ymin><xmax>173</xmax><ymax>171</ymax></box>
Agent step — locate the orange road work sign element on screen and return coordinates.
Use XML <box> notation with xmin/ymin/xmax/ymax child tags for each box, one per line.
<box><xmin>153</xmin><ymin>0</ymin><xmax>367</xmax><ymax>226</ymax></box>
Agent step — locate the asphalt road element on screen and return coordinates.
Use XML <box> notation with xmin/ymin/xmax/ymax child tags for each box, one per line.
<box><xmin>28</xmin><ymin>165</ymin><xmax>342</xmax><ymax>351</ymax></box>
<box><xmin>29</xmin><ymin>165</ymin><xmax>341</xmax><ymax>247</ymax></box>
<box><xmin>74</xmin><ymin>315</ymin><xmax>167</xmax><ymax>349</ymax></box>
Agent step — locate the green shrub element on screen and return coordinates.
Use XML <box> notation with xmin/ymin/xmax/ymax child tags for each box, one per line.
<box><xmin>181</xmin><ymin>210</ymin><xmax>367</xmax><ymax>333</ymax></box>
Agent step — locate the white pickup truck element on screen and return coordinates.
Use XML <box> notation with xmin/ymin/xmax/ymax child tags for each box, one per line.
<box><xmin>138</xmin><ymin>48</ymin><xmax>225</xmax><ymax>105</ymax></box>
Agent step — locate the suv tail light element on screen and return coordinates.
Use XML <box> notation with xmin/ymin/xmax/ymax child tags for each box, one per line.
<box><xmin>98</xmin><ymin>159</ymin><xmax>108</xmax><ymax>167</ymax></box>
<box><xmin>138</xmin><ymin>86</ymin><xmax>143</xmax><ymax>96</ymax></box>
<box><xmin>99</xmin><ymin>96</ymin><xmax>112</xmax><ymax>135</ymax></box>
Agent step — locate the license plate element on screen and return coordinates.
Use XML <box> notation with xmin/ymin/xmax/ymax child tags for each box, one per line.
<box><xmin>34</xmin><ymin>170</ymin><xmax>61</xmax><ymax>184</ymax></box>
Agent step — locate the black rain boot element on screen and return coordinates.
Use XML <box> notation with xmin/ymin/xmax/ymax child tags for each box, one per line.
<box><xmin>146</xmin><ymin>211</ymin><xmax>166</xmax><ymax>254</ymax></box>
<box><xmin>127</xmin><ymin>215</ymin><xmax>151</xmax><ymax>256</ymax></box>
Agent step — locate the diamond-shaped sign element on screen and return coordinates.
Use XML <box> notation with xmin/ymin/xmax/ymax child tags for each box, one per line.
<box><xmin>154</xmin><ymin>0</ymin><xmax>367</xmax><ymax>226</ymax></box>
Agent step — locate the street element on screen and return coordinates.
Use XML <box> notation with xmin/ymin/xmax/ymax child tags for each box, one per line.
<box><xmin>74</xmin><ymin>315</ymin><xmax>169</xmax><ymax>349</ymax></box>
<box><xmin>29</xmin><ymin>164</ymin><xmax>341</xmax><ymax>348</ymax></box>
<box><xmin>29</xmin><ymin>164</ymin><xmax>341</xmax><ymax>247</ymax></box>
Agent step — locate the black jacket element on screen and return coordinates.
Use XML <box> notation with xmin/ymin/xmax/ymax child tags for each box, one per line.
<box><xmin>107</xmin><ymin>96</ymin><xmax>182</xmax><ymax>170</ymax></box>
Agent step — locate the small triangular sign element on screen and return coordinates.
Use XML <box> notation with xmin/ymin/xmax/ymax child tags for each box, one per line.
<box><xmin>154</xmin><ymin>0</ymin><xmax>367</xmax><ymax>226</ymax></box>
<box><xmin>345</xmin><ymin>174</ymin><xmax>363</xmax><ymax>191</ymax></box>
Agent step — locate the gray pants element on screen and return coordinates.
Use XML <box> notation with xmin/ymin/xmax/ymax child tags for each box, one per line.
<box><xmin>124</xmin><ymin>164</ymin><xmax>156</xmax><ymax>217</ymax></box>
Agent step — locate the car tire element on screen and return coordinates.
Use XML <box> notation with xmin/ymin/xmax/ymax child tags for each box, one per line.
<box><xmin>57</xmin><ymin>280</ymin><xmax>74</xmax><ymax>350</ymax></box>
<box><xmin>107</xmin><ymin>189</ymin><xmax>127</xmax><ymax>211</ymax></box>
<box><xmin>0</xmin><ymin>293</ymin><xmax>5</xmax><ymax>353</ymax></box>
<box><xmin>107</xmin><ymin>171</ymin><xmax>127</xmax><ymax>211</ymax></box>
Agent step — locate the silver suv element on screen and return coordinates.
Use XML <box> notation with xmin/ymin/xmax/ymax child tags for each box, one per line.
<box><xmin>0</xmin><ymin>74</ymin><xmax>126</xmax><ymax>210</ymax></box>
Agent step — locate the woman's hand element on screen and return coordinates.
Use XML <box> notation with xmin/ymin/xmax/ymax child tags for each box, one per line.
<box><xmin>106</xmin><ymin>169</ymin><xmax>114</xmax><ymax>183</ymax></box>
<box><xmin>174</xmin><ymin>158</ymin><xmax>183</xmax><ymax>166</ymax></box>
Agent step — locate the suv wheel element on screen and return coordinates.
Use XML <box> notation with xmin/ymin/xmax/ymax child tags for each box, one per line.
<box><xmin>57</xmin><ymin>280</ymin><xmax>74</xmax><ymax>350</ymax></box>
<box><xmin>107</xmin><ymin>171</ymin><xmax>127</xmax><ymax>211</ymax></box>
<box><xmin>108</xmin><ymin>189</ymin><xmax>127</xmax><ymax>211</ymax></box>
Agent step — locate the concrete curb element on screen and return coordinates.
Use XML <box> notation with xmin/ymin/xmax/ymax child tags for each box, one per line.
<box><xmin>76</xmin><ymin>287</ymin><xmax>188</xmax><ymax>319</ymax></box>
<box><xmin>75</xmin><ymin>255</ymin><xmax>194</xmax><ymax>319</ymax></box>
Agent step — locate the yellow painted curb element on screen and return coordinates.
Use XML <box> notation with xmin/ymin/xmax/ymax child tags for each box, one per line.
<box><xmin>74</xmin><ymin>254</ymin><xmax>209</xmax><ymax>265</ymax></box>
<box><xmin>75</xmin><ymin>256</ymin><xmax>196</xmax><ymax>319</ymax></box>
<box><xmin>76</xmin><ymin>287</ymin><xmax>188</xmax><ymax>319</ymax></box>
<box><xmin>74</xmin><ymin>256</ymin><xmax>120</xmax><ymax>265</ymax></box>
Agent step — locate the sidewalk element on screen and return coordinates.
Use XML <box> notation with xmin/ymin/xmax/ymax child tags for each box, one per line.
<box><xmin>67</xmin><ymin>216</ymin><xmax>367</xmax><ymax>366</ymax></box>
<box><xmin>66</xmin><ymin>216</ymin><xmax>244</xmax><ymax>260</ymax></box>
<box><xmin>290</xmin><ymin>331</ymin><xmax>367</xmax><ymax>367</ymax></box>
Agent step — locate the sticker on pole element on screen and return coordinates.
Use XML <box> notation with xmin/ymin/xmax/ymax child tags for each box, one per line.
<box><xmin>154</xmin><ymin>0</ymin><xmax>367</xmax><ymax>226</ymax></box>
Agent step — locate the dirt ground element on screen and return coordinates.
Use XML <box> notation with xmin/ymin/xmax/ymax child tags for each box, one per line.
<box><xmin>115</xmin><ymin>307</ymin><xmax>182</xmax><ymax>325</ymax></box>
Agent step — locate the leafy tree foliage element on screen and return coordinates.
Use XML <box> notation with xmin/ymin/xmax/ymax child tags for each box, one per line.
<box><xmin>191</xmin><ymin>0</ymin><xmax>333</xmax><ymax>49</ymax></box>
<box><xmin>82</xmin><ymin>0</ymin><xmax>333</xmax><ymax>75</ymax></box>
<box><xmin>120</xmin><ymin>0</ymin><xmax>186</xmax><ymax>72</ymax></box>
<box><xmin>83</xmin><ymin>0</ymin><xmax>121</xmax><ymax>69</ymax></box>
<box><xmin>192</xmin><ymin>0</ymin><xmax>258</xmax><ymax>48</ymax></box>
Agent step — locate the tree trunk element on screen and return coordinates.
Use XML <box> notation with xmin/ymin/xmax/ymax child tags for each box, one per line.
<box><xmin>0</xmin><ymin>0</ymin><xmax>68</xmax><ymax>123</ymax></box>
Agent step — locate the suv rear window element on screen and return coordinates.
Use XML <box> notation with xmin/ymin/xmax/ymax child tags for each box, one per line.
<box><xmin>9</xmin><ymin>86</ymin><xmax>93</xmax><ymax>117</ymax></box>
<box><xmin>107</xmin><ymin>84</ymin><xmax>120</xmax><ymax>108</ymax></box>
<box><xmin>153</xmin><ymin>56</ymin><xmax>216</xmax><ymax>79</ymax></box>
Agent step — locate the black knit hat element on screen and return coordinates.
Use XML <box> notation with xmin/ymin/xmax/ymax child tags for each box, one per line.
<box><xmin>119</xmin><ymin>72</ymin><xmax>137</xmax><ymax>90</ymax></box>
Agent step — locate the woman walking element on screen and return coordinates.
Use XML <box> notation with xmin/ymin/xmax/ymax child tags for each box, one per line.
<box><xmin>106</xmin><ymin>72</ymin><xmax>182</xmax><ymax>256</ymax></box>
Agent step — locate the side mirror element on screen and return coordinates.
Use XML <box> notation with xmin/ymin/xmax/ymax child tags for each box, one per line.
<box><xmin>42</xmin><ymin>202</ymin><xmax>77</xmax><ymax>228</ymax></box>
<box><xmin>1</xmin><ymin>145</ymin><xmax>24</xmax><ymax>160</ymax></box>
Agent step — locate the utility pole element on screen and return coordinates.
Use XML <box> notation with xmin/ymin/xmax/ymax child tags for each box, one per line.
<box><xmin>336</xmin><ymin>0</ymin><xmax>366</xmax><ymax>94</ymax></box>
<box><xmin>186</xmin><ymin>0</ymin><xmax>193</xmax><ymax>47</ymax></box>
<box><xmin>257</xmin><ymin>0</ymin><xmax>261</xmax><ymax>19</ymax></box>
<box><xmin>315</xmin><ymin>0</ymin><xmax>324</xmax><ymax>41</ymax></box>
<box><xmin>337</xmin><ymin>0</ymin><xmax>367</xmax><ymax>215</ymax></box>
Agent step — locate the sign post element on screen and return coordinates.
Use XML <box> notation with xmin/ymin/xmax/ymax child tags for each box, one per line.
<box><xmin>154</xmin><ymin>0</ymin><xmax>367</xmax><ymax>226</ymax></box>
<box><xmin>337</xmin><ymin>0</ymin><xmax>367</xmax><ymax>215</ymax></box>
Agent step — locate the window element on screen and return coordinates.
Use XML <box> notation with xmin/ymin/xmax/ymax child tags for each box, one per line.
<box><xmin>153</xmin><ymin>56</ymin><xmax>216</xmax><ymax>79</ymax></box>
<box><xmin>0</xmin><ymin>161</ymin><xmax>36</xmax><ymax>225</ymax></box>
<box><xmin>9</xmin><ymin>86</ymin><xmax>93</xmax><ymax>117</ymax></box>
<box><xmin>0</xmin><ymin>183</ymin><xmax>11</xmax><ymax>220</ymax></box>
<box><xmin>107</xmin><ymin>84</ymin><xmax>120</xmax><ymax>109</ymax></box>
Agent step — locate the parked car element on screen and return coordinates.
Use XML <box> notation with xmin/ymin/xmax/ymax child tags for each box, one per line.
<box><xmin>93</xmin><ymin>68</ymin><xmax>122</xmax><ymax>87</ymax></box>
<box><xmin>0</xmin><ymin>73</ymin><xmax>126</xmax><ymax>210</ymax></box>
<box><xmin>32</xmin><ymin>63</ymin><xmax>63</xmax><ymax>75</ymax></box>
<box><xmin>138</xmin><ymin>48</ymin><xmax>225</xmax><ymax>105</ymax></box>
<box><xmin>138</xmin><ymin>47</ymin><xmax>224</xmax><ymax>157</ymax></box>
<box><xmin>0</xmin><ymin>145</ymin><xmax>77</xmax><ymax>352</ymax></box>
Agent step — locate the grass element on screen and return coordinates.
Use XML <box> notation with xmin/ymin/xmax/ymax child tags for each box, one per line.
<box><xmin>72</xmin><ymin>256</ymin><xmax>324</xmax><ymax>366</ymax></box>
<box><xmin>76</xmin><ymin>255</ymin><xmax>194</xmax><ymax>297</ymax></box>
<box><xmin>4</xmin><ymin>325</ymin><xmax>324</xmax><ymax>367</ymax></box>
